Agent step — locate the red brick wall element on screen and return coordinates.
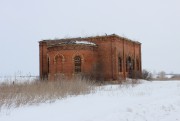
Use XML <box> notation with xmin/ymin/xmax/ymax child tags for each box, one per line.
<box><xmin>39</xmin><ymin>42</ymin><xmax>48</xmax><ymax>79</ymax></box>
<box><xmin>114</xmin><ymin>37</ymin><xmax>142</xmax><ymax>79</ymax></box>
<box><xmin>39</xmin><ymin>35</ymin><xmax>142</xmax><ymax>81</ymax></box>
<box><xmin>46</xmin><ymin>46</ymin><xmax>98</xmax><ymax>80</ymax></box>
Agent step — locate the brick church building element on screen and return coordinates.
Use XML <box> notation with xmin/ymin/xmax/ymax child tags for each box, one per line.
<box><xmin>39</xmin><ymin>34</ymin><xmax>142</xmax><ymax>81</ymax></box>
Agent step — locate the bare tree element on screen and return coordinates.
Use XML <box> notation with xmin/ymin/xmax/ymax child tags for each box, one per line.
<box><xmin>158</xmin><ymin>71</ymin><xmax>166</xmax><ymax>79</ymax></box>
<box><xmin>142</xmin><ymin>69</ymin><xmax>152</xmax><ymax>80</ymax></box>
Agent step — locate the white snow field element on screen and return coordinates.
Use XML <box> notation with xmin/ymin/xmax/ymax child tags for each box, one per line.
<box><xmin>0</xmin><ymin>80</ymin><xmax>180</xmax><ymax>121</ymax></box>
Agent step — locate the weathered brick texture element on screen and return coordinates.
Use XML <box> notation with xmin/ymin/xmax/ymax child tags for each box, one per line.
<box><xmin>39</xmin><ymin>34</ymin><xmax>142</xmax><ymax>81</ymax></box>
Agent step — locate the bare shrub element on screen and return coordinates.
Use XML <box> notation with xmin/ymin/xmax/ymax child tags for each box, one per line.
<box><xmin>0</xmin><ymin>77</ymin><xmax>96</xmax><ymax>109</ymax></box>
<box><xmin>142</xmin><ymin>69</ymin><xmax>152</xmax><ymax>80</ymax></box>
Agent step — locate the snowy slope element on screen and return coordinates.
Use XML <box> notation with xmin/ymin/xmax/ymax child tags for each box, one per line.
<box><xmin>1</xmin><ymin>80</ymin><xmax>180</xmax><ymax>121</ymax></box>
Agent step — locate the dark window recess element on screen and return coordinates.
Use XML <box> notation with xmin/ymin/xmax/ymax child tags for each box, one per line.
<box><xmin>126</xmin><ymin>56</ymin><xmax>132</xmax><ymax>72</ymax></box>
<box><xmin>126</xmin><ymin>58</ymin><xmax>128</xmax><ymax>72</ymax></box>
<box><xmin>118</xmin><ymin>57</ymin><xmax>122</xmax><ymax>72</ymax></box>
<box><xmin>74</xmin><ymin>56</ymin><xmax>81</xmax><ymax>73</ymax></box>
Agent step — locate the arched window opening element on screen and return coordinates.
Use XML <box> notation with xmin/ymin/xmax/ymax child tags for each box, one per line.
<box><xmin>128</xmin><ymin>57</ymin><xmax>132</xmax><ymax>69</ymax></box>
<box><xmin>118</xmin><ymin>57</ymin><xmax>122</xmax><ymax>72</ymax></box>
<box><xmin>126</xmin><ymin>56</ymin><xmax>133</xmax><ymax>78</ymax></box>
<box><xmin>74</xmin><ymin>56</ymin><xmax>81</xmax><ymax>73</ymax></box>
<box><xmin>126</xmin><ymin>56</ymin><xmax>133</xmax><ymax>72</ymax></box>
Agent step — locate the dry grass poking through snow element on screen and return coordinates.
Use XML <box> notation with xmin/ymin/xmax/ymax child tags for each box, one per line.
<box><xmin>0</xmin><ymin>78</ymin><xmax>96</xmax><ymax>109</ymax></box>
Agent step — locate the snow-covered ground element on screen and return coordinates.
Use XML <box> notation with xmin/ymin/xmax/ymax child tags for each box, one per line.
<box><xmin>0</xmin><ymin>80</ymin><xmax>180</xmax><ymax>121</ymax></box>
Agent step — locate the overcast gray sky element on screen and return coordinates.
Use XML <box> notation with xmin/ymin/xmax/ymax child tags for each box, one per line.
<box><xmin>0</xmin><ymin>0</ymin><xmax>180</xmax><ymax>76</ymax></box>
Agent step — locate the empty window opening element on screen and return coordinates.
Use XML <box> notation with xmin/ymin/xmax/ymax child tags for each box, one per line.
<box><xmin>126</xmin><ymin>56</ymin><xmax>133</xmax><ymax>72</ymax></box>
<box><xmin>74</xmin><ymin>56</ymin><xmax>81</xmax><ymax>73</ymax></box>
<box><xmin>118</xmin><ymin>57</ymin><xmax>122</xmax><ymax>72</ymax></box>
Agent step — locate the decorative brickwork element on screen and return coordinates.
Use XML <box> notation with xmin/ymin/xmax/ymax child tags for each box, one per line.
<box><xmin>39</xmin><ymin>34</ymin><xmax>142</xmax><ymax>81</ymax></box>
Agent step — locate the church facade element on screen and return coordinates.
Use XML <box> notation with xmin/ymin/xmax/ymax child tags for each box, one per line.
<box><xmin>39</xmin><ymin>34</ymin><xmax>142</xmax><ymax>81</ymax></box>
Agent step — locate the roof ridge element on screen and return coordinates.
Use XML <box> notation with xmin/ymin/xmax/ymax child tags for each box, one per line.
<box><xmin>40</xmin><ymin>34</ymin><xmax>141</xmax><ymax>44</ymax></box>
